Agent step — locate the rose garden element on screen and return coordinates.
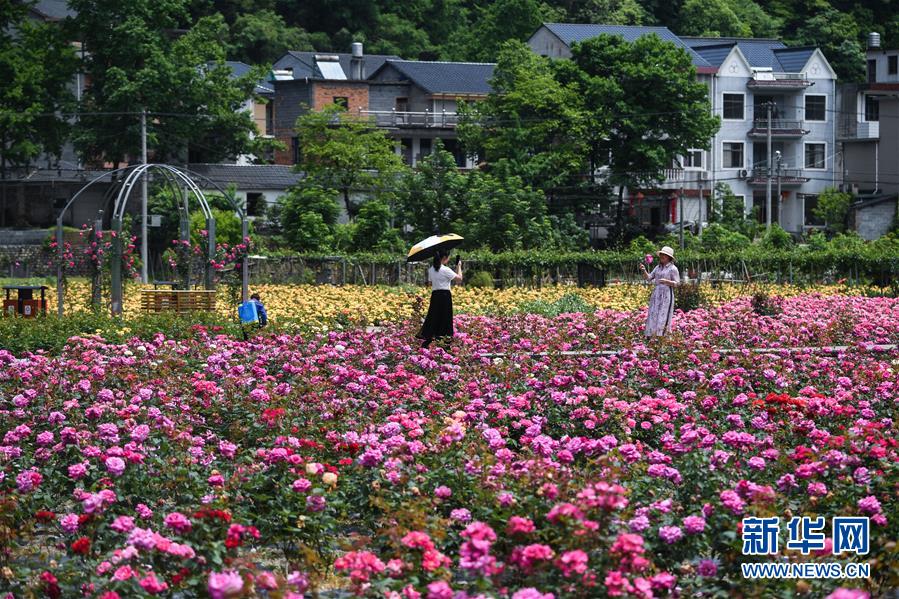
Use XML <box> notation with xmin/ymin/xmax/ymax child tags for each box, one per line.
<box><xmin>0</xmin><ymin>281</ymin><xmax>896</xmax><ymax>598</ymax></box>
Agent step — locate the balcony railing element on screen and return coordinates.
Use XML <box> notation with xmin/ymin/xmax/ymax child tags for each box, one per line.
<box><xmin>748</xmin><ymin>166</ymin><xmax>809</xmax><ymax>186</ymax></box>
<box><xmin>747</xmin><ymin>73</ymin><xmax>812</xmax><ymax>90</ymax></box>
<box><xmin>838</xmin><ymin>120</ymin><xmax>879</xmax><ymax>140</ymax></box>
<box><xmin>359</xmin><ymin>109</ymin><xmax>460</xmax><ymax>128</ymax></box>
<box><xmin>748</xmin><ymin>119</ymin><xmax>809</xmax><ymax>137</ymax></box>
<box><xmin>662</xmin><ymin>169</ymin><xmax>710</xmax><ymax>183</ymax></box>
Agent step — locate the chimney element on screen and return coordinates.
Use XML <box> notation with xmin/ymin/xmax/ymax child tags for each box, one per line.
<box><xmin>350</xmin><ymin>42</ymin><xmax>364</xmax><ymax>79</ymax></box>
<box><xmin>868</xmin><ymin>32</ymin><xmax>881</xmax><ymax>49</ymax></box>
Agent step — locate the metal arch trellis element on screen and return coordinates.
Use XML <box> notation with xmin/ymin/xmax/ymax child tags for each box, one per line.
<box><xmin>55</xmin><ymin>164</ymin><xmax>249</xmax><ymax>316</ymax></box>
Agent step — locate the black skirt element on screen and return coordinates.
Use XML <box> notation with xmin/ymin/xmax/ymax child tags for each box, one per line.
<box><xmin>417</xmin><ymin>290</ymin><xmax>454</xmax><ymax>341</ymax></box>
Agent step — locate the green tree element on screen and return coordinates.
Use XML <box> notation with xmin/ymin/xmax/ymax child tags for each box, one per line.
<box><xmin>790</xmin><ymin>7</ymin><xmax>864</xmax><ymax>82</ymax></box>
<box><xmin>462</xmin><ymin>171</ymin><xmax>554</xmax><ymax>251</ymax></box>
<box><xmin>190</xmin><ymin>208</ymin><xmax>244</xmax><ymax>246</ymax></box>
<box><xmin>558</xmin><ymin>0</ymin><xmax>647</xmax><ymax>24</ymax></box>
<box><xmin>0</xmin><ymin>3</ymin><xmax>77</xmax><ymax>176</ymax></box>
<box><xmin>294</xmin><ymin>104</ymin><xmax>406</xmax><ymax>220</ymax></box>
<box><xmin>761</xmin><ymin>223</ymin><xmax>794</xmax><ymax>249</ymax></box>
<box><xmin>279</xmin><ymin>186</ymin><xmax>341</xmax><ymax>251</ymax></box>
<box><xmin>462</xmin><ymin>0</ymin><xmax>562</xmax><ymax>62</ymax></box>
<box><xmin>458</xmin><ymin>41</ymin><xmax>589</xmax><ymax>193</ymax></box>
<box><xmin>70</xmin><ymin>0</ymin><xmax>272</xmax><ymax>166</ymax></box>
<box><xmin>568</xmin><ymin>34</ymin><xmax>720</xmax><ymax>245</ymax></box>
<box><xmin>711</xmin><ymin>182</ymin><xmax>756</xmax><ymax>236</ymax></box>
<box><xmin>351</xmin><ymin>199</ymin><xmax>404</xmax><ymax>252</ymax></box>
<box><xmin>700</xmin><ymin>223</ymin><xmax>751</xmax><ymax>252</ymax></box>
<box><xmin>813</xmin><ymin>187</ymin><xmax>852</xmax><ymax>233</ymax></box>
<box><xmin>398</xmin><ymin>140</ymin><xmax>469</xmax><ymax>240</ymax></box>
<box><xmin>678</xmin><ymin>0</ymin><xmax>751</xmax><ymax>37</ymax></box>
<box><xmin>362</xmin><ymin>13</ymin><xmax>435</xmax><ymax>59</ymax></box>
<box><xmin>228</xmin><ymin>9</ymin><xmax>312</xmax><ymax>64</ymax></box>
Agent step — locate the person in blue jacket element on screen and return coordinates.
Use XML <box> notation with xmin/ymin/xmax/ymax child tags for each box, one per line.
<box><xmin>250</xmin><ymin>293</ymin><xmax>268</xmax><ymax>327</ymax></box>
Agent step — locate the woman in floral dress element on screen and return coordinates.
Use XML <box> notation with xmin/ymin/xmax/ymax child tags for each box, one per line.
<box><xmin>639</xmin><ymin>246</ymin><xmax>680</xmax><ymax>337</ymax></box>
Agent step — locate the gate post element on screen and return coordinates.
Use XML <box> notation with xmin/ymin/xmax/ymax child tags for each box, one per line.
<box><xmin>205</xmin><ymin>217</ymin><xmax>216</xmax><ymax>290</ymax></box>
<box><xmin>110</xmin><ymin>217</ymin><xmax>123</xmax><ymax>315</ymax></box>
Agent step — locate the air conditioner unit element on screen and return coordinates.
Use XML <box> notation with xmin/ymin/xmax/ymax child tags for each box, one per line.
<box><xmin>738</xmin><ymin>169</ymin><xmax>749</xmax><ymax>179</ymax></box>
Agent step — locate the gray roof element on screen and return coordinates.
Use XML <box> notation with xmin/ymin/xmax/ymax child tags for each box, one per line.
<box><xmin>224</xmin><ymin>61</ymin><xmax>274</xmax><ymax>95</ymax></box>
<box><xmin>540</xmin><ymin>23</ymin><xmax>713</xmax><ymax>69</ymax></box>
<box><xmin>0</xmin><ymin>167</ymin><xmax>112</xmax><ymax>183</ymax></box>
<box><xmin>187</xmin><ymin>164</ymin><xmax>303</xmax><ymax>190</ymax></box>
<box><xmin>850</xmin><ymin>193</ymin><xmax>898</xmax><ymax>210</ymax></box>
<box><xmin>30</xmin><ymin>0</ymin><xmax>75</xmax><ymax>20</ymax></box>
<box><xmin>272</xmin><ymin>51</ymin><xmax>400</xmax><ymax>81</ymax></box>
<box><xmin>684</xmin><ymin>37</ymin><xmax>817</xmax><ymax>72</ymax></box>
<box><xmin>370</xmin><ymin>60</ymin><xmax>495</xmax><ymax>95</ymax></box>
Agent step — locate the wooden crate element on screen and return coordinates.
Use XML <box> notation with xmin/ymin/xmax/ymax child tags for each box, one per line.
<box><xmin>141</xmin><ymin>290</ymin><xmax>217</xmax><ymax>314</ymax></box>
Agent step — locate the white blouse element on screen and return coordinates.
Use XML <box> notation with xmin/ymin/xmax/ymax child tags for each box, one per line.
<box><xmin>429</xmin><ymin>265</ymin><xmax>457</xmax><ymax>291</ymax></box>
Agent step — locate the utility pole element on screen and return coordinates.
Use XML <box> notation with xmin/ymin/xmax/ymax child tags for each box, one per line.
<box><xmin>765</xmin><ymin>101</ymin><xmax>773</xmax><ymax>231</ymax></box>
<box><xmin>679</xmin><ymin>186</ymin><xmax>685</xmax><ymax>250</ymax></box>
<box><xmin>775</xmin><ymin>150</ymin><xmax>783</xmax><ymax>227</ymax></box>
<box><xmin>698</xmin><ymin>181</ymin><xmax>704</xmax><ymax>236</ymax></box>
<box><xmin>140</xmin><ymin>109</ymin><xmax>149</xmax><ymax>284</ymax></box>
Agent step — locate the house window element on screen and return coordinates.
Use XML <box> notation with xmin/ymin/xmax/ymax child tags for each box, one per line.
<box><xmin>805</xmin><ymin>95</ymin><xmax>826</xmax><ymax>121</ymax></box>
<box><xmin>333</xmin><ymin>96</ymin><xmax>349</xmax><ymax>108</ymax></box>
<box><xmin>395</xmin><ymin>97</ymin><xmax>408</xmax><ymax>112</ymax></box>
<box><xmin>803</xmin><ymin>194</ymin><xmax>825</xmax><ymax>226</ymax></box>
<box><xmin>804</xmin><ymin>143</ymin><xmax>826</xmax><ymax>170</ymax></box>
<box><xmin>291</xmin><ymin>137</ymin><xmax>300</xmax><ymax>164</ymax></box>
<box><xmin>723</xmin><ymin>93</ymin><xmax>744</xmax><ymax>119</ymax></box>
<box><xmin>419</xmin><ymin>138</ymin><xmax>432</xmax><ymax>161</ymax></box>
<box><xmin>867</xmin><ymin>59</ymin><xmax>877</xmax><ymax>83</ymax></box>
<box><xmin>246</xmin><ymin>193</ymin><xmax>264</xmax><ymax>217</ymax></box>
<box><xmin>683</xmin><ymin>149</ymin><xmax>703</xmax><ymax>169</ymax></box>
<box><xmin>890</xmin><ymin>55</ymin><xmax>898</xmax><ymax>76</ymax></box>
<box><xmin>723</xmin><ymin>142</ymin><xmax>744</xmax><ymax>169</ymax></box>
<box><xmin>400</xmin><ymin>138</ymin><xmax>413</xmax><ymax>165</ymax></box>
<box><xmin>864</xmin><ymin>95</ymin><xmax>879</xmax><ymax>121</ymax></box>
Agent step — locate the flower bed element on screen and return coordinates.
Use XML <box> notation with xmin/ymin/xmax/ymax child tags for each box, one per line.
<box><xmin>1</xmin><ymin>294</ymin><xmax>896</xmax><ymax>598</ymax></box>
<box><xmin>56</xmin><ymin>280</ymin><xmax>877</xmax><ymax>325</ymax></box>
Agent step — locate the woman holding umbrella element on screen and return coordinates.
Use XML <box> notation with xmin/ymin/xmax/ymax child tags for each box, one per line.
<box><xmin>408</xmin><ymin>234</ymin><xmax>464</xmax><ymax>348</ymax></box>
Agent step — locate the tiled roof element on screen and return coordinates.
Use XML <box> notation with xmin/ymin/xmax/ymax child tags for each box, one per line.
<box><xmin>223</xmin><ymin>61</ymin><xmax>274</xmax><ymax>95</ymax></box>
<box><xmin>541</xmin><ymin>23</ymin><xmax>713</xmax><ymax>68</ymax></box>
<box><xmin>684</xmin><ymin>37</ymin><xmax>816</xmax><ymax>72</ymax></box>
<box><xmin>187</xmin><ymin>164</ymin><xmax>303</xmax><ymax>190</ymax></box>
<box><xmin>690</xmin><ymin>43</ymin><xmax>737</xmax><ymax>67</ymax></box>
<box><xmin>773</xmin><ymin>47</ymin><xmax>817</xmax><ymax>73</ymax></box>
<box><xmin>272</xmin><ymin>51</ymin><xmax>400</xmax><ymax>81</ymax></box>
<box><xmin>371</xmin><ymin>60</ymin><xmax>495</xmax><ymax>95</ymax></box>
<box><xmin>30</xmin><ymin>0</ymin><xmax>75</xmax><ymax>20</ymax></box>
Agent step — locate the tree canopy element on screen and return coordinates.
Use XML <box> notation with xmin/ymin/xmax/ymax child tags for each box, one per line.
<box><xmin>68</xmin><ymin>0</ymin><xmax>273</xmax><ymax>167</ymax></box>
<box><xmin>173</xmin><ymin>0</ymin><xmax>890</xmax><ymax>82</ymax></box>
<box><xmin>0</xmin><ymin>2</ymin><xmax>77</xmax><ymax>174</ymax></box>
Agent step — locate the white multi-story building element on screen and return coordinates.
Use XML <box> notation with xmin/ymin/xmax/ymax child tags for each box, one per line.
<box><xmin>837</xmin><ymin>32</ymin><xmax>899</xmax><ymax>239</ymax></box>
<box><xmin>529</xmin><ymin>24</ymin><xmax>838</xmax><ymax>235</ymax></box>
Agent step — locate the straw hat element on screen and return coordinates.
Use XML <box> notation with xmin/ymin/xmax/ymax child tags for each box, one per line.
<box><xmin>658</xmin><ymin>246</ymin><xmax>675</xmax><ymax>261</ymax></box>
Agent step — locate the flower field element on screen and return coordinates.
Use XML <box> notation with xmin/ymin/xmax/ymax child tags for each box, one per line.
<box><xmin>1</xmin><ymin>292</ymin><xmax>897</xmax><ymax>598</ymax></box>
<box><xmin>57</xmin><ymin>280</ymin><xmax>875</xmax><ymax>327</ymax></box>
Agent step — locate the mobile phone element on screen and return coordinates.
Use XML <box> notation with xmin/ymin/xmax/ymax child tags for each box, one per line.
<box><xmin>454</xmin><ymin>255</ymin><xmax>461</xmax><ymax>266</ymax></box>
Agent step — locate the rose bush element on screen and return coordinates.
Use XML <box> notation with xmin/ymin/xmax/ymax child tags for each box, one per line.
<box><xmin>0</xmin><ymin>294</ymin><xmax>896</xmax><ymax>597</ymax></box>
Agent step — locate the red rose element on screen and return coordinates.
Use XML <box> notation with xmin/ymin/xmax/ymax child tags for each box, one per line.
<box><xmin>71</xmin><ymin>536</ymin><xmax>91</xmax><ymax>555</ymax></box>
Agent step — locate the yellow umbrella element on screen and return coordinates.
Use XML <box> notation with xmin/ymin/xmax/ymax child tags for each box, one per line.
<box><xmin>406</xmin><ymin>234</ymin><xmax>464</xmax><ymax>263</ymax></box>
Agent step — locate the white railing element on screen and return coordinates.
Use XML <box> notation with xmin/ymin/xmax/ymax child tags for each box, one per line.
<box><xmin>359</xmin><ymin>109</ymin><xmax>460</xmax><ymax>128</ymax></box>
<box><xmin>837</xmin><ymin>119</ymin><xmax>879</xmax><ymax>140</ymax></box>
